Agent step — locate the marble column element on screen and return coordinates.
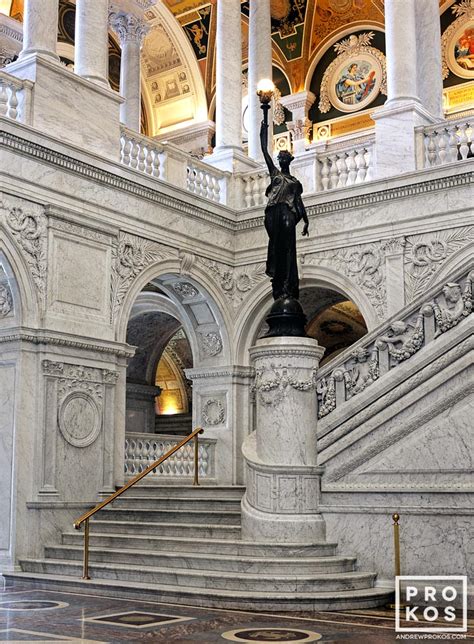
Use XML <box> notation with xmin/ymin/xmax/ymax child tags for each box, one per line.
<box><xmin>241</xmin><ymin>337</ymin><xmax>326</xmax><ymax>542</ymax></box>
<box><xmin>247</xmin><ymin>0</ymin><xmax>273</xmax><ymax>162</ymax></box>
<box><xmin>75</xmin><ymin>0</ymin><xmax>110</xmax><ymax>86</ymax></box>
<box><xmin>373</xmin><ymin>0</ymin><xmax>444</xmax><ymax>178</ymax></box>
<box><xmin>110</xmin><ymin>11</ymin><xmax>149</xmax><ymax>131</ymax></box>
<box><xmin>280</xmin><ymin>90</ymin><xmax>315</xmax><ymax>156</ymax></box>
<box><xmin>19</xmin><ymin>0</ymin><xmax>59</xmax><ymax>61</ymax></box>
<box><xmin>214</xmin><ymin>0</ymin><xmax>242</xmax><ymax>153</ymax></box>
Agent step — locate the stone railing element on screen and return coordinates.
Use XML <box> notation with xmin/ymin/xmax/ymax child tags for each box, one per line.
<box><xmin>186</xmin><ymin>158</ymin><xmax>227</xmax><ymax>204</ymax></box>
<box><xmin>120</xmin><ymin>127</ymin><xmax>164</xmax><ymax>178</ymax></box>
<box><xmin>237</xmin><ymin>170</ymin><xmax>268</xmax><ymax>208</ymax></box>
<box><xmin>124</xmin><ymin>432</ymin><xmax>216</xmax><ymax>480</ymax></box>
<box><xmin>316</xmin><ymin>269</ymin><xmax>473</xmax><ymax>419</ymax></box>
<box><xmin>419</xmin><ymin>116</ymin><xmax>473</xmax><ymax>169</ymax></box>
<box><xmin>0</xmin><ymin>71</ymin><xmax>33</xmax><ymax>125</ymax></box>
<box><xmin>313</xmin><ymin>132</ymin><xmax>375</xmax><ymax>191</ymax></box>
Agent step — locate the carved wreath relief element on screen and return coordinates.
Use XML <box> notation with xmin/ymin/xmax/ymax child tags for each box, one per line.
<box><xmin>201</xmin><ymin>398</ymin><xmax>226</xmax><ymax>426</ymax></box>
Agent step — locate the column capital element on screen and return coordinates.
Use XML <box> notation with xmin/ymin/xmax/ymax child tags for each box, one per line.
<box><xmin>279</xmin><ymin>90</ymin><xmax>316</xmax><ymax>115</ymax></box>
<box><xmin>109</xmin><ymin>11</ymin><xmax>149</xmax><ymax>46</ymax></box>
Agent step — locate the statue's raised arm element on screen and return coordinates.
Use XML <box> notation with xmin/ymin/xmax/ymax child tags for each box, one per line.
<box><xmin>260</xmin><ymin>120</ymin><xmax>276</xmax><ymax>175</ymax></box>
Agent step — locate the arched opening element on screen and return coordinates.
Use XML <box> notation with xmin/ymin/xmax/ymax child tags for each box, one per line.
<box><xmin>252</xmin><ymin>285</ymin><xmax>368</xmax><ymax>368</ymax></box>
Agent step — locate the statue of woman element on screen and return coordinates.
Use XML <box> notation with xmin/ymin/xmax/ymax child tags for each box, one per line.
<box><xmin>260</xmin><ymin>120</ymin><xmax>309</xmax><ymax>302</ymax></box>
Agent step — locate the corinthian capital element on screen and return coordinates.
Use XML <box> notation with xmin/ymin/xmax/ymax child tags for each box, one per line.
<box><xmin>109</xmin><ymin>11</ymin><xmax>149</xmax><ymax>45</ymax></box>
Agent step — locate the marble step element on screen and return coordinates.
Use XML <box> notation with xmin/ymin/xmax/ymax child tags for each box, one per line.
<box><xmin>61</xmin><ymin>532</ymin><xmax>338</xmax><ymax>557</ymax></box>
<box><xmin>112</xmin><ymin>496</ymin><xmax>241</xmax><ymax>512</ymax></box>
<box><xmin>123</xmin><ymin>484</ymin><xmax>245</xmax><ymax>499</ymax></box>
<box><xmin>45</xmin><ymin>545</ymin><xmax>355</xmax><ymax>574</ymax></box>
<box><xmin>20</xmin><ymin>558</ymin><xmax>376</xmax><ymax>593</ymax></box>
<box><xmin>97</xmin><ymin>507</ymin><xmax>241</xmax><ymax>525</ymax></box>
<box><xmin>3</xmin><ymin>571</ymin><xmax>394</xmax><ymax>611</ymax></box>
<box><xmin>89</xmin><ymin>519</ymin><xmax>242</xmax><ymax>539</ymax></box>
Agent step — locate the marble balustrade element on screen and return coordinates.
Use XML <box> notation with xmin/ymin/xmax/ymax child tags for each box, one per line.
<box><xmin>124</xmin><ymin>432</ymin><xmax>216</xmax><ymax>480</ymax></box>
<box><xmin>315</xmin><ymin>267</ymin><xmax>474</xmax><ymax>419</ymax></box>
<box><xmin>420</xmin><ymin>115</ymin><xmax>473</xmax><ymax>168</ymax></box>
<box><xmin>0</xmin><ymin>70</ymin><xmax>33</xmax><ymax>124</ymax></box>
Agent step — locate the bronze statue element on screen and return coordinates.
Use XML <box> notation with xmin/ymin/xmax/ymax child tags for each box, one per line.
<box><xmin>260</xmin><ymin>119</ymin><xmax>309</xmax><ymax>337</ymax></box>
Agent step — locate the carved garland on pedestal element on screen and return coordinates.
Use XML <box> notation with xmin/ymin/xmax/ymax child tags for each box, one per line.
<box><xmin>253</xmin><ymin>365</ymin><xmax>318</xmax><ymax>407</ymax></box>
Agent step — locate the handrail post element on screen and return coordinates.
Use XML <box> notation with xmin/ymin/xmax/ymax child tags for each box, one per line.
<box><xmin>193</xmin><ymin>432</ymin><xmax>200</xmax><ymax>486</ymax></box>
<box><xmin>82</xmin><ymin>518</ymin><xmax>90</xmax><ymax>580</ymax></box>
<box><xmin>393</xmin><ymin>512</ymin><xmax>401</xmax><ymax>577</ymax></box>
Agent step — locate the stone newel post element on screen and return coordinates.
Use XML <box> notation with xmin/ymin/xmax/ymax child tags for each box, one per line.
<box><xmin>241</xmin><ymin>336</ymin><xmax>326</xmax><ymax>542</ymax></box>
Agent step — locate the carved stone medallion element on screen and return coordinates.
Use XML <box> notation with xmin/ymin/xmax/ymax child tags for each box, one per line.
<box><xmin>202</xmin><ymin>399</ymin><xmax>225</xmax><ymax>426</ymax></box>
<box><xmin>58</xmin><ymin>391</ymin><xmax>101</xmax><ymax>448</ymax></box>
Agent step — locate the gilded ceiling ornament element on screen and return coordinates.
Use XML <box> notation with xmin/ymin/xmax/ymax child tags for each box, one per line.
<box><xmin>318</xmin><ymin>32</ymin><xmax>387</xmax><ymax>114</ymax></box>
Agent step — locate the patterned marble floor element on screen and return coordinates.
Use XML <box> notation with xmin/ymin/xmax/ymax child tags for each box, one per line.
<box><xmin>0</xmin><ymin>584</ymin><xmax>472</xmax><ymax>643</ymax></box>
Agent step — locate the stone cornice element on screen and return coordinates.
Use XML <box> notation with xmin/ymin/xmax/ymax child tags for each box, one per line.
<box><xmin>0</xmin><ymin>129</ymin><xmax>236</xmax><ymax>232</ymax></box>
<box><xmin>0</xmin><ymin>327</ymin><xmax>135</xmax><ymax>357</ymax></box>
<box><xmin>186</xmin><ymin>366</ymin><xmax>255</xmax><ymax>380</ymax></box>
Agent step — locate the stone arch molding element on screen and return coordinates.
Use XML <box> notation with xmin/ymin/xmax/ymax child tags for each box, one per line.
<box><xmin>234</xmin><ymin>263</ymin><xmax>379</xmax><ymax>366</ymax></box>
<box><xmin>113</xmin><ymin>233</ymin><xmax>232</xmax><ymax>367</ymax></box>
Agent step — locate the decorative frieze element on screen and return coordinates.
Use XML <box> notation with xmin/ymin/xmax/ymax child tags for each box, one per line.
<box><xmin>404</xmin><ymin>227</ymin><xmax>474</xmax><ymax>302</ymax></box>
<box><xmin>316</xmin><ymin>270</ymin><xmax>474</xmax><ymax>419</ymax></box>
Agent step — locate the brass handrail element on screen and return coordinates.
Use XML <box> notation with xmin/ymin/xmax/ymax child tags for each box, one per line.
<box><xmin>73</xmin><ymin>426</ymin><xmax>204</xmax><ymax>579</ymax></box>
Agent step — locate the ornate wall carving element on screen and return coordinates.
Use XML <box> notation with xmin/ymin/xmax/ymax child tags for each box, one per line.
<box><xmin>198</xmin><ymin>331</ymin><xmax>222</xmax><ymax>357</ymax></box>
<box><xmin>404</xmin><ymin>227</ymin><xmax>474</xmax><ymax>302</ymax></box>
<box><xmin>42</xmin><ymin>360</ymin><xmax>118</xmax><ymax>449</ymax></box>
<box><xmin>199</xmin><ymin>257</ymin><xmax>266</xmax><ymax>309</ymax></box>
<box><xmin>303</xmin><ymin>241</ymin><xmax>386</xmax><ymax>320</ymax></box>
<box><xmin>0</xmin><ymin>282</ymin><xmax>13</xmax><ymax>318</ymax></box>
<box><xmin>201</xmin><ymin>398</ymin><xmax>226</xmax><ymax>426</ymax></box>
<box><xmin>0</xmin><ymin>202</ymin><xmax>47</xmax><ymax>307</ymax></box>
<box><xmin>111</xmin><ymin>232</ymin><xmax>175</xmax><ymax>322</ymax></box>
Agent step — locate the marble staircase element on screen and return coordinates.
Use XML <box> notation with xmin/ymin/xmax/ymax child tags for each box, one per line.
<box><xmin>13</xmin><ymin>484</ymin><xmax>393</xmax><ymax>611</ymax></box>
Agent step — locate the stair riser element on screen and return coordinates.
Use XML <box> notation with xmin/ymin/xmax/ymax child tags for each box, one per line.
<box><xmin>124</xmin><ymin>486</ymin><xmax>245</xmax><ymax>499</ymax></box>
<box><xmin>45</xmin><ymin>547</ymin><xmax>355</xmax><ymax>574</ymax></box>
<box><xmin>90</xmin><ymin>522</ymin><xmax>241</xmax><ymax>539</ymax></box>
<box><xmin>21</xmin><ymin>561</ymin><xmax>375</xmax><ymax>593</ymax></box>
<box><xmin>62</xmin><ymin>534</ymin><xmax>337</xmax><ymax>557</ymax></box>
<box><xmin>98</xmin><ymin>510</ymin><xmax>241</xmax><ymax>525</ymax></box>
<box><xmin>113</xmin><ymin>499</ymin><xmax>241</xmax><ymax>512</ymax></box>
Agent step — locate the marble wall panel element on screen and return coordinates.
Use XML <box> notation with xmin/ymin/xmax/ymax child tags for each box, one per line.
<box><xmin>0</xmin><ymin>363</ymin><xmax>15</xmax><ymax>554</ymax></box>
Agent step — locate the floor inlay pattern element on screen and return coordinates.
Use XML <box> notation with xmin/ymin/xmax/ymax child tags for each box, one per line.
<box><xmin>0</xmin><ymin>584</ymin><xmax>472</xmax><ymax>643</ymax></box>
<box><xmin>221</xmin><ymin>627</ymin><xmax>323</xmax><ymax>642</ymax></box>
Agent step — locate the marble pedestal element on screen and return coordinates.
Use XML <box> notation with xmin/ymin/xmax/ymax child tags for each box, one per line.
<box><xmin>5</xmin><ymin>54</ymin><xmax>122</xmax><ymax>160</ymax></box>
<box><xmin>241</xmin><ymin>336</ymin><xmax>326</xmax><ymax>542</ymax></box>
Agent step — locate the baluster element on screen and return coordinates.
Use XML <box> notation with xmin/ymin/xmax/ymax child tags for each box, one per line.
<box><xmin>437</xmin><ymin>128</ymin><xmax>448</xmax><ymax>166</ymax></box>
<box><xmin>0</xmin><ymin>82</ymin><xmax>9</xmax><ymax>117</ymax></box>
<box><xmin>244</xmin><ymin>178</ymin><xmax>252</xmax><ymax>208</ymax></box>
<box><xmin>214</xmin><ymin>177</ymin><xmax>221</xmax><ymax>203</ymax></box>
<box><xmin>259</xmin><ymin>174</ymin><xmax>267</xmax><ymax>205</ymax></box>
<box><xmin>337</xmin><ymin>153</ymin><xmax>348</xmax><ymax>188</ymax></box>
<box><xmin>121</xmin><ymin>137</ymin><xmax>131</xmax><ymax>167</ymax></box>
<box><xmin>467</xmin><ymin>123</ymin><xmax>472</xmax><ymax>158</ymax></box>
<box><xmin>346</xmin><ymin>150</ymin><xmax>357</xmax><ymax>186</ymax></box>
<box><xmin>151</xmin><ymin>149</ymin><xmax>161</xmax><ymax>178</ymax></box>
<box><xmin>458</xmin><ymin>123</ymin><xmax>469</xmax><ymax>160</ymax></box>
<box><xmin>137</xmin><ymin>143</ymin><xmax>146</xmax><ymax>173</ymax></box>
<box><xmin>320</xmin><ymin>155</ymin><xmax>330</xmax><ymax>191</ymax></box>
<box><xmin>186</xmin><ymin>166</ymin><xmax>193</xmax><ymax>192</ymax></box>
<box><xmin>144</xmin><ymin>147</ymin><xmax>153</xmax><ymax>175</ymax></box>
<box><xmin>355</xmin><ymin>148</ymin><xmax>367</xmax><ymax>183</ymax></box>
<box><xmin>425</xmin><ymin>131</ymin><xmax>438</xmax><ymax>166</ymax></box>
<box><xmin>328</xmin><ymin>154</ymin><xmax>338</xmax><ymax>189</ymax></box>
<box><xmin>365</xmin><ymin>147</ymin><xmax>373</xmax><ymax>181</ymax></box>
<box><xmin>445</xmin><ymin>125</ymin><xmax>458</xmax><ymax>163</ymax></box>
<box><xmin>130</xmin><ymin>139</ymin><xmax>139</xmax><ymax>169</ymax></box>
<box><xmin>7</xmin><ymin>86</ymin><xmax>18</xmax><ymax>120</ymax></box>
